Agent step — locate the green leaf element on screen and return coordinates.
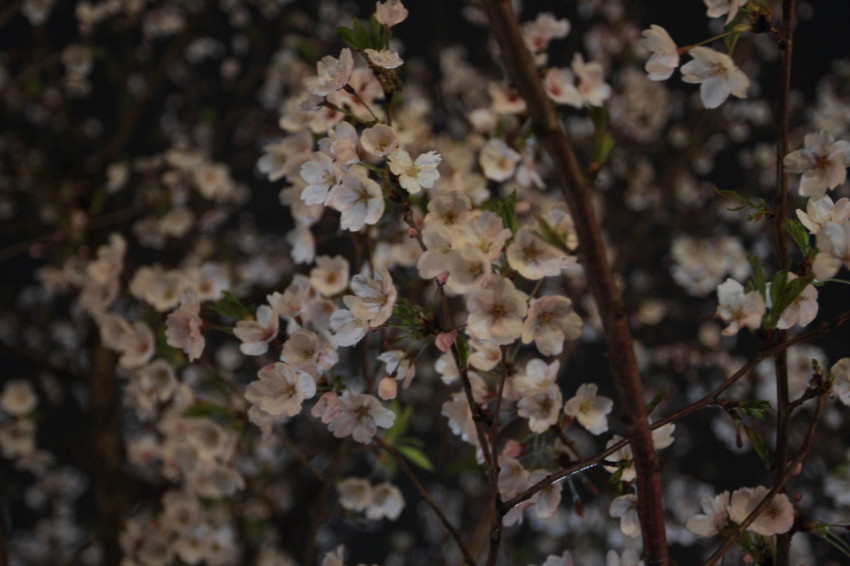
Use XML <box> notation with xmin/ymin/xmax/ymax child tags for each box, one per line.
<box><xmin>454</xmin><ymin>333</ymin><xmax>470</xmax><ymax>369</ymax></box>
<box><xmin>786</xmin><ymin>218</ymin><xmax>812</xmax><ymax>256</ymax></box>
<box><xmin>738</xmin><ymin>400</ymin><xmax>773</xmax><ymax>421</ymax></box>
<box><xmin>396</xmin><ymin>445</ymin><xmax>435</xmax><ymax>472</ymax></box>
<box><xmin>645</xmin><ymin>391</ymin><xmax>665</xmax><ymax>416</ymax></box>
<box><xmin>384</xmin><ymin>401</ymin><xmax>412</xmax><ymax>441</ymax></box>
<box><xmin>769</xmin><ymin>270</ymin><xmax>787</xmax><ymax>311</ymax></box>
<box><xmin>589</xmin><ymin>105</ymin><xmax>614</xmax><ymax>166</ymax></box>
<box><xmin>183</xmin><ymin>403</ymin><xmax>237</xmax><ymax>419</ymax></box>
<box><xmin>482</xmin><ymin>190</ymin><xmax>519</xmax><ymax>235</ymax></box>
<box><xmin>743</xmin><ymin>424</ymin><xmax>771</xmax><ymax>470</ymax></box>
<box><xmin>336</xmin><ymin>16</ymin><xmax>389</xmax><ymax>51</ymax></box>
<box><xmin>211</xmin><ymin>291</ymin><xmax>252</xmax><ymax>320</ymax></box>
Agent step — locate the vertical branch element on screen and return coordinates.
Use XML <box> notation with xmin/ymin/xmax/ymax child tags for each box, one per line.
<box><xmin>88</xmin><ymin>340</ymin><xmax>126</xmax><ymax>566</ymax></box>
<box><xmin>480</xmin><ymin>2</ymin><xmax>668</xmax><ymax>564</ymax></box>
<box><xmin>773</xmin><ymin>2</ymin><xmax>796</xmax><ymax>564</ymax></box>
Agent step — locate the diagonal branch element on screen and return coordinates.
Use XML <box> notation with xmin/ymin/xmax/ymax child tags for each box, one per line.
<box><xmin>480</xmin><ymin>1</ymin><xmax>668</xmax><ymax>564</ymax></box>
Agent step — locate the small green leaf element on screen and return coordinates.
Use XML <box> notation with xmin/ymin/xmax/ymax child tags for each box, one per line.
<box><xmin>770</xmin><ymin>270</ymin><xmax>787</xmax><ymax>310</ymax></box>
<box><xmin>211</xmin><ymin>291</ymin><xmax>252</xmax><ymax>320</ymax></box>
<box><xmin>482</xmin><ymin>190</ymin><xmax>519</xmax><ymax>235</ymax></box>
<box><xmin>645</xmin><ymin>391</ymin><xmax>665</xmax><ymax>416</ymax></box>
<box><xmin>397</xmin><ymin>445</ymin><xmax>435</xmax><ymax>472</ymax></box>
<box><xmin>738</xmin><ymin>400</ymin><xmax>773</xmax><ymax>421</ymax></box>
<box><xmin>385</xmin><ymin>401</ymin><xmax>412</xmax><ymax>441</ymax></box>
<box><xmin>786</xmin><ymin>218</ymin><xmax>812</xmax><ymax>256</ymax></box>
<box><xmin>454</xmin><ymin>333</ymin><xmax>470</xmax><ymax>369</ymax></box>
<box><xmin>743</xmin><ymin>424</ymin><xmax>771</xmax><ymax>470</ymax></box>
<box><xmin>589</xmin><ymin>105</ymin><xmax>615</xmax><ymax>166</ymax></box>
<box><xmin>183</xmin><ymin>403</ymin><xmax>237</xmax><ymax>419</ymax></box>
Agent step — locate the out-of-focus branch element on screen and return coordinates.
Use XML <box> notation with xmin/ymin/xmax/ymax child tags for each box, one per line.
<box><xmin>88</xmin><ymin>340</ymin><xmax>126</xmax><ymax>566</ymax></box>
<box><xmin>480</xmin><ymin>1</ymin><xmax>667</xmax><ymax>563</ymax></box>
<box><xmin>376</xmin><ymin>438</ymin><xmax>478</xmax><ymax>566</ymax></box>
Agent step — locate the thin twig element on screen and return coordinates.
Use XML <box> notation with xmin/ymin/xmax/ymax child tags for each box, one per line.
<box><xmin>376</xmin><ymin>438</ymin><xmax>478</xmax><ymax>566</ymax></box>
<box><xmin>702</xmin><ymin>385</ymin><xmax>828</xmax><ymax>566</ymax></box>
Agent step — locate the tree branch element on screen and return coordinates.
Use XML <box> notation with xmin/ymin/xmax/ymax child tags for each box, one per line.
<box><xmin>480</xmin><ymin>1</ymin><xmax>667</xmax><ymax>563</ymax></box>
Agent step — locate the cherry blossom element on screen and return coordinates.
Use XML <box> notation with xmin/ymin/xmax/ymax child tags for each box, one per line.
<box><xmin>813</xmin><ymin>220</ymin><xmax>850</xmax><ymax>280</ymax></box>
<box><xmin>715</xmin><ymin>278</ymin><xmax>765</xmax><ymax>336</ymax></box>
<box><xmin>364</xmin><ymin>48</ymin><xmax>403</xmax><ymax>70</ymax></box>
<box><xmin>641</xmin><ymin>25</ymin><xmax>679</xmax><ymax>80</ymax></box>
<box><xmin>521</xmin><ymin>296</ymin><xmax>583</xmax><ymax>356</ymax></box>
<box><xmin>327</xmin><ymin>391</ymin><xmax>395</xmax><ymax>443</ymax></box>
<box><xmin>796</xmin><ymin>196</ymin><xmax>850</xmax><ymax>234</ymax></box>
<box><xmin>728</xmin><ymin>486</ymin><xmax>794</xmax><ymax>536</ymax></box>
<box><xmin>507</xmin><ymin>228</ymin><xmax>576</xmax><ymax>280</ymax></box>
<box><xmin>344</xmin><ymin>267</ymin><xmax>397</xmax><ymax>328</ymax></box>
<box><xmin>329</xmin><ymin>172</ymin><xmax>386</xmax><ymax>231</ymax></box>
<box><xmin>306</xmin><ymin>48</ymin><xmax>354</xmax><ymax>97</ymax></box>
<box><xmin>375</xmin><ymin>0</ymin><xmax>408</xmax><ymax>27</ymax></box>
<box><xmin>609</xmin><ymin>494</ymin><xmax>640</xmax><ymax>537</ymax></box>
<box><xmin>704</xmin><ymin>0</ymin><xmax>747</xmax><ymax>24</ymax></box>
<box><xmin>784</xmin><ymin>131</ymin><xmax>850</xmax><ymax>198</ymax></box>
<box><xmin>466</xmin><ymin>276</ymin><xmax>529</xmax><ymax>345</ymax></box>
<box><xmin>387</xmin><ymin>148</ymin><xmax>441</xmax><ymax>193</ymax></box>
<box><xmin>563</xmin><ymin>383</ymin><xmax>613</xmax><ymax>435</ymax></box>
<box><xmin>360</xmin><ymin>124</ymin><xmax>398</xmax><ymax>158</ymax></box>
<box><xmin>686</xmin><ymin>491</ymin><xmax>730</xmax><ymax>537</ymax></box>
<box><xmin>165</xmin><ymin>288</ymin><xmax>205</xmax><ymax>361</ymax></box>
<box><xmin>234</xmin><ymin>305</ymin><xmax>280</xmax><ymax>356</ymax></box>
<box><xmin>479</xmin><ymin>138</ymin><xmax>520</xmax><ymax>182</ymax></box>
<box><xmin>680</xmin><ymin>46</ymin><xmax>750</xmax><ymax>109</ymax></box>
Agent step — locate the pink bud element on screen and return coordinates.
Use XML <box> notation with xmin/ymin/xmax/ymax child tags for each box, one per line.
<box><xmin>378</xmin><ymin>376</ymin><xmax>398</xmax><ymax>400</ymax></box>
<box><xmin>436</xmin><ymin>273</ymin><xmax>448</xmax><ymax>285</ymax></box>
<box><xmin>502</xmin><ymin>439</ymin><xmax>523</xmax><ymax>458</ymax></box>
<box><xmin>407</xmin><ymin>227</ymin><xmax>418</xmax><ymax>238</ymax></box>
<box><xmin>435</xmin><ymin>329</ymin><xmax>458</xmax><ymax>352</ymax></box>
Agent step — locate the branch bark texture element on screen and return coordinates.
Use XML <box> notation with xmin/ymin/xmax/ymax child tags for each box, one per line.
<box><xmin>481</xmin><ymin>2</ymin><xmax>668</xmax><ymax>564</ymax></box>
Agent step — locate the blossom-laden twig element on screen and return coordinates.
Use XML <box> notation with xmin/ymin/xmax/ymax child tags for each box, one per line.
<box><xmin>480</xmin><ymin>1</ymin><xmax>668</xmax><ymax>564</ymax></box>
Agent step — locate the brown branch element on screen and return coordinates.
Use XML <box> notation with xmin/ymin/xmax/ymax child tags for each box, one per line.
<box><xmin>88</xmin><ymin>340</ymin><xmax>126</xmax><ymax>566</ymax></box>
<box><xmin>504</xmin><ymin>306</ymin><xmax>850</xmax><ymax>510</ymax></box>
<box><xmin>480</xmin><ymin>1</ymin><xmax>667</xmax><ymax>563</ymax></box>
<box><xmin>772</xmin><ymin>1</ymin><xmax>797</xmax><ymax>563</ymax></box>
<box><xmin>376</xmin><ymin>438</ymin><xmax>478</xmax><ymax>566</ymax></box>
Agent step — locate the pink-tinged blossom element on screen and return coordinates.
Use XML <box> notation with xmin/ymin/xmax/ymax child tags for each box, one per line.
<box><xmin>257</xmin><ymin>129</ymin><xmax>313</xmax><ymax>182</ymax></box>
<box><xmin>544</xmin><ymin>67</ymin><xmax>582</xmax><ymax>107</ymax></box>
<box><xmin>641</xmin><ymin>25</ymin><xmax>679</xmax><ymax>80</ymax></box>
<box><xmin>234</xmin><ymin>305</ymin><xmax>279</xmax><ymax>356</ymax></box>
<box><xmin>522</xmin><ymin>296</ymin><xmax>583</xmax><ymax>356</ymax></box>
<box><xmin>604</xmin><ymin>424</ymin><xmax>676</xmax><ymax>483</ymax></box>
<box><xmin>796</xmin><ymin>196</ymin><xmax>850</xmax><ymax>234</ymax></box>
<box><xmin>715</xmin><ymin>278</ymin><xmax>765</xmax><ymax>335</ymax></box>
<box><xmin>387</xmin><ymin>148</ymin><xmax>441</xmax><ymax>194</ymax></box>
<box><xmin>417</xmin><ymin>222</ymin><xmax>455</xmax><ymax>279</ymax></box>
<box><xmin>166</xmin><ymin>287</ymin><xmax>205</xmax><ymax>361</ymax></box>
<box><xmin>329</xmin><ymin>173</ymin><xmax>385</xmax><ymax>231</ymax></box>
<box><xmin>435</xmin><ymin>329</ymin><xmax>457</xmax><ymax>352</ymax></box>
<box><xmin>310</xmin><ymin>255</ymin><xmax>350</xmax><ymax>297</ymax></box>
<box><xmin>515</xmin><ymin>358</ymin><xmax>560</xmax><ymax>395</ymax></box>
<box><xmin>344</xmin><ymin>267</ymin><xmax>397</xmax><ymax>327</ymax></box>
<box><xmin>280</xmin><ymin>328</ymin><xmax>338</xmax><ymax>376</ymax></box>
<box><xmin>728</xmin><ymin>486</ymin><xmax>794</xmax><ymax>536</ymax></box>
<box><xmin>813</xmin><ymin>221</ymin><xmax>850</xmax><ymax>280</ymax></box>
<box><xmin>306</xmin><ymin>48</ymin><xmax>354</xmax><ymax>97</ymax></box>
<box><xmin>507</xmin><ymin>228</ymin><xmax>576</xmax><ymax>280</ymax></box>
<box><xmin>466</xmin><ymin>276</ymin><xmax>529</xmax><ymax>345</ymax></box>
<box><xmin>337</xmin><ymin>477</ymin><xmax>373</xmax><ymax>512</ymax></box>
<box><xmin>444</xmin><ymin>243</ymin><xmax>491</xmax><ymax>294</ymax></box>
<box><xmin>364</xmin><ymin>48</ymin><xmax>403</xmax><ymax>69</ymax></box>
<box><xmin>366</xmin><ymin>482</ymin><xmax>405</xmax><ymax>520</ymax></box>
<box><xmin>704</xmin><ymin>0</ymin><xmax>747</xmax><ymax>24</ymax></box>
<box><xmin>377</xmin><ymin>350</ymin><xmax>416</xmax><ymax>389</ymax></box>
<box><xmin>327</xmin><ymin>391</ymin><xmax>395</xmax><ymax>443</ymax></box>
<box><xmin>245</xmin><ymin>362</ymin><xmax>316</xmax><ymax>418</ymax></box>
<box><xmin>311</xmin><ymin>391</ymin><xmax>342</xmax><ymax>424</ymax></box>
<box><xmin>454</xmin><ymin>210</ymin><xmax>512</xmax><ymax>261</ymax></box>
<box><xmin>527</xmin><ymin>468</ymin><xmax>563</xmax><ymax>519</ymax></box>
<box><xmin>425</xmin><ymin>191</ymin><xmax>472</xmax><ymax>227</ymax></box>
<box><xmin>784</xmin><ymin>131</ymin><xmax>850</xmax><ymax>198</ymax></box>
<box><xmin>329</xmin><ymin>309</ymin><xmax>369</xmax><ymax>347</ymax></box>
<box><xmin>521</xmin><ymin>12</ymin><xmax>570</xmax><ymax>54</ymax></box>
<box><xmin>830</xmin><ymin>358</ymin><xmax>850</xmax><ymax>407</ymax></box>
<box><xmin>610</xmin><ymin>494</ymin><xmax>641</xmax><ymax>537</ymax></box>
<box><xmin>687</xmin><ymin>491</ymin><xmax>730</xmax><ymax>536</ymax></box>
<box><xmin>680</xmin><ymin>46</ymin><xmax>750</xmax><ymax>109</ymax></box>
<box><xmin>374</xmin><ymin>0</ymin><xmax>408</xmax><ymax>27</ymax></box>
<box><xmin>563</xmin><ymin>383</ymin><xmax>613</xmax><ymax>435</ymax></box>
<box><xmin>770</xmin><ymin>273</ymin><xmax>818</xmax><ymax>330</ymax></box>
<box><xmin>479</xmin><ymin>138</ymin><xmax>520</xmax><ymax>182</ymax></box>
<box><xmin>300</xmin><ymin>152</ymin><xmax>342</xmax><ymax>206</ymax></box>
<box><xmin>517</xmin><ymin>383</ymin><xmax>562</xmax><ymax>433</ymax></box>
<box><xmin>360</xmin><ymin>124</ymin><xmax>398</xmax><ymax>157</ymax></box>
<box><xmin>572</xmin><ymin>53</ymin><xmax>611</xmax><ymax>107</ymax></box>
